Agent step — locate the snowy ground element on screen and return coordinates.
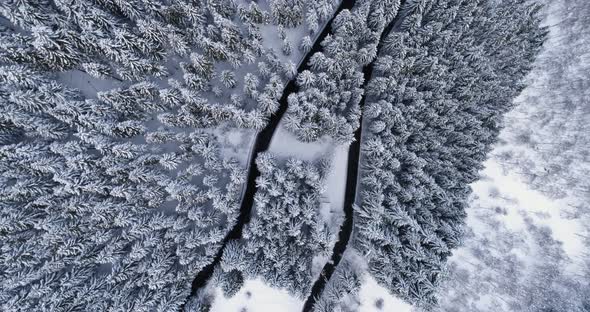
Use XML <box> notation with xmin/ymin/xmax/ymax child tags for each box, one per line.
<box><xmin>358</xmin><ymin>275</ymin><xmax>413</xmax><ymax>312</ymax></box>
<box><xmin>209</xmin><ymin>279</ymin><xmax>304</xmax><ymax>312</ymax></box>
<box><xmin>268</xmin><ymin>123</ymin><xmax>334</xmax><ymax>161</ymax></box>
<box><xmin>468</xmin><ymin>159</ymin><xmax>585</xmax><ymax>273</ymax></box>
<box><xmin>323</xmin><ymin>144</ymin><xmax>349</xmax><ymax>226</ymax></box>
<box><xmin>208</xmin><ymin>275</ymin><xmax>414</xmax><ymax>312</ymax></box>
<box><xmin>427</xmin><ymin>156</ymin><xmax>587</xmax><ymax>311</ymax></box>
<box><xmin>214</xmin><ymin>126</ymin><xmax>257</xmax><ymax>167</ymax></box>
<box><xmin>57</xmin><ymin>70</ymin><xmax>122</xmax><ymax>98</ymax></box>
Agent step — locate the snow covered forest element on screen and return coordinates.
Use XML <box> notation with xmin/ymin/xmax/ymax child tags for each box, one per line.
<box><xmin>0</xmin><ymin>0</ymin><xmax>588</xmax><ymax>311</ymax></box>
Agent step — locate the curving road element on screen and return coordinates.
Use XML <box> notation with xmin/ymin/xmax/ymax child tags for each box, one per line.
<box><xmin>182</xmin><ymin>0</ymin><xmax>358</xmax><ymax>308</ymax></box>
<box><xmin>301</xmin><ymin>1</ymin><xmax>408</xmax><ymax>311</ymax></box>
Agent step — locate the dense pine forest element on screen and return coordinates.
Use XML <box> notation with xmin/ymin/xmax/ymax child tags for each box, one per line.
<box><xmin>1</xmin><ymin>0</ymin><xmax>588</xmax><ymax>312</ymax></box>
<box><xmin>355</xmin><ymin>0</ymin><xmax>545</xmax><ymax>306</ymax></box>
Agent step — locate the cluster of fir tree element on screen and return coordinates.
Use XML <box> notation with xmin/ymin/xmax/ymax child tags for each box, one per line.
<box><xmin>269</xmin><ymin>0</ymin><xmax>336</xmax><ymax>31</ymax></box>
<box><xmin>0</xmin><ymin>1</ymin><xmax>260</xmax><ymax>310</ymax></box>
<box><xmin>0</xmin><ymin>0</ymin><xmax>325</xmax><ymax>130</ymax></box>
<box><xmin>448</xmin><ymin>2</ymin><xmax>590</xmax><ymax>309</ymax></box>
<box><xmin>214</xmin><ymin>153</ymin><xmax>334</xmax><ymax>299</ymax></box>
<box><xmin>283</xmin><ymin>0</ymin><xmax>400</xmax><ymax>143</ymax></box>
<box><xmin>312</xmin><ymin>255</ymin><xmax>363</xmax><ymax>312</ymax></box>
<box><xmin>0</xmin><ymin>0</ymin><xmax>344</xmax><ymax>309</ymax></box>
<box><xmin>0</xmin><ymin>63</ymin><xmax>246</xmax><ymax>311</ymax></box>
<box><xmin>353</xmin><ymin>0</ymin><xmax>546</xmax><ymax>306</ymax></box>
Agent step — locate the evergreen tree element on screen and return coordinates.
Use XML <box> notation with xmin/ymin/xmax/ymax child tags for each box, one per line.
<box><xmin>284</xmin><ymin>0</ymin><xmax>401</xmax><ymax>143</ymax></box>
<box><xmin>354</xmin><ymin>0</ymin><xmax>546</xmax><ymax>306</ymax></box>
<box><xmin>312</xmin><ymin>256</ymin><xmax>363</xmax><ymax>312</ymax></box>
<box><xmin>0</xmin><ymin>9</ymin><xmax>249</xmax><ymax>309</ymax></box>
<box><xmin>217</xmin><ymin>153</ymin><xmax>334</xmax><ymax>298</ymax></box>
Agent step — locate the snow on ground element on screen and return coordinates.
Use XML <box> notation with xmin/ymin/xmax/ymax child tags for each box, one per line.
<box><xmin>320</xmin><ymin>144</ymin><xmax>349</xmax><ymax>229</ymax></box>
<box><xmin>473</xmin><ymin>159</ymin><xmax>585</xmax><ymax>266</ymax></box>
<box><xmin>358</xmin><ymin>275</ymin><xmax>414</xmax><ymax>312</ymax></box>
<box><xmin>210</xmin><ymin>279</ymin><xmax>303</xmax><ymax>312</ymax></box>
<box><xmin>213</xmin><ymin>127</ymin><xmax>257</xmax><ymax>166</ymax></box>
<box><xmin>325</xmin><ymin>145</ymin><xmax>348</xmax><ymax>213</ymax></box>
<box><xmin>268</xmin><ymin>123</ymin><xmax>334</xmax><ymax>161</ymax></box>
<box><xmin>208</xmin><ymin>272</ymin><xmax>415</xmax><ymax>312</ymax></box>
<box><xmin>351</xmin><ymin>157</ymin><xmax>585</xmax><ymax>312</ymax></box>
<box><xmin>258</xmin><ymin>0</ymin><xmax>341</xmax><ymax>68</ymax></box>
<box><xmin>259</xmin><ymin>22</ymin><xmax>307</xmax><ymax>66</ymax></box>
<box><xmin>57</xmin><ymin>70</ymin><xmax>123</xmax><ymax>98</ymax></box>
<box><xmin>311</xmin><ymin>253</ymin><xmax>330</xmax><ymax>279</ymax></box>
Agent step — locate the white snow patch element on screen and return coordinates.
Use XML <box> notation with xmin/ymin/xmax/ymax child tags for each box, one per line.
<box><xmin>259</xmin><ymin>23</ymin><xmax>306</xmax><ymax>67</ymax></box>
<box><xmin>311</xmin><ymin>254</ymin><xmax>330</xmax><ymax>278</ymax></box>
<box><xmin>325</xmin><ymin>144</ymin><xmax>348</xmax><ymax>214</ymax></box>
<box><xmin>358</xmin><ymin>274</ymin><xmax>414</xmax><ymax>312</ymax></box>
<box><xmin>213</xmin><ymin>127</ymin><xmax>257</xmax><ymax>166</ymax></box>
<box><xmin>56</xmin><ymin>70</ymin><xmax>122</xmax><ymax>98</ymax></box>
<box><xmin>318</xmin><ymin>144</ymin><xmax>349</xmax><ymax>232</ymax></box>
<box><xmin>475</xmin><ymin>159</ymin><xmax>585</xmax><ymax>262</ymax></box>
<box><xmin>318</xmin><ymin>201</ymin><xmax>333</xmax><ymax>226</ymax></box>
<box><xmin>210</xmin><ymin>279</ymin><xmax>303</xmax><ymax>312</ymax></box>
<box><xmin>226</xmin><ymin>130</ymin><xmax>245</xmax><ymax>146</ymax></box>
<box><xmin>268</xmin><ymin>123</ymin><xmax>333</xmax><ymax>161</ymax></box>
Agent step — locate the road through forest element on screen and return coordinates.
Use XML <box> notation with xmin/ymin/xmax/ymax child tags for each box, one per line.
<box><xmin>183</xmin><ymin>0</ymin><xmax>359</xmax><ymax>308</ymax></box>
<box><xmin>301</xmin><ymin>1</ymin><xmax>408</xmax><ymax>311</ymax></box>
